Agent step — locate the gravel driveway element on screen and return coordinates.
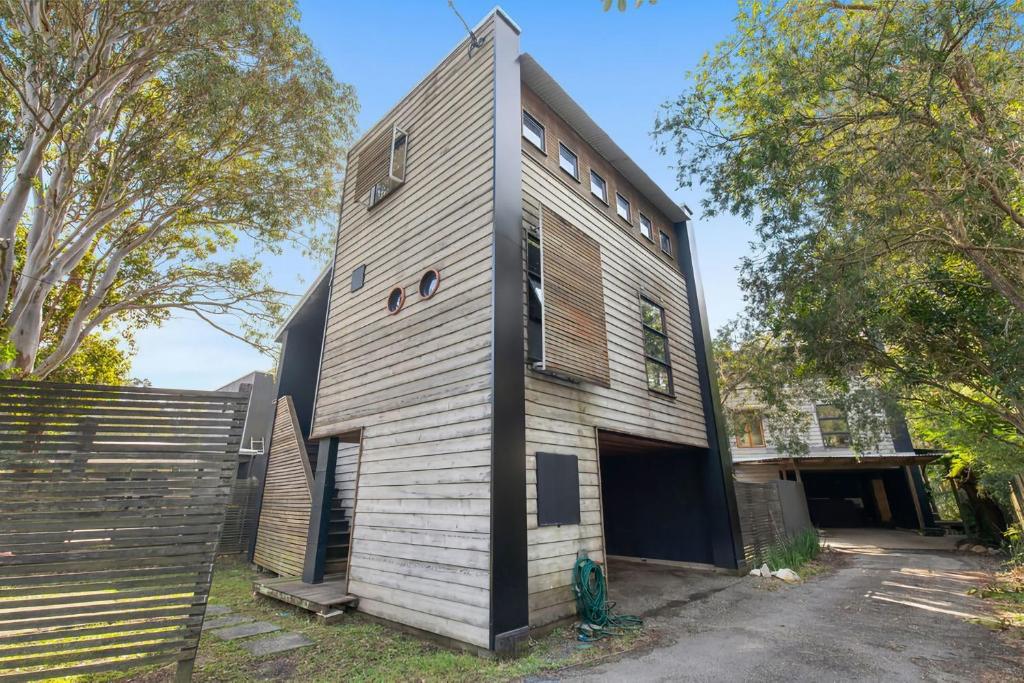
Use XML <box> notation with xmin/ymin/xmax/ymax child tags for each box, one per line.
<box><xmin>560</xmin><ymin>529</ymin><xmax>1022</xmax><ymax>682</ymax></box>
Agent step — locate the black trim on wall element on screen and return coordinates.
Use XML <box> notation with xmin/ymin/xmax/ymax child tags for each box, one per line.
<box><xmin>489</xmin><ymin>13</ymin><xmax>529</xmax><ymax>654</ymax></box>
<box><xmin>672</xmin><ymin>220</ymin><xmax>744</xmax><ymax>569</ymax></box>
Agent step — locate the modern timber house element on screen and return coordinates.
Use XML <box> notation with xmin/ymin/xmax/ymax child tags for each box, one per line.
<box><xmin>252</xmin><ymin>8</ymin><xmax>743</xmax><ymax>654</ymax></box>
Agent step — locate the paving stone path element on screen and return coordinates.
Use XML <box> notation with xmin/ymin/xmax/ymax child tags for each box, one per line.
<box><xmin>201</xmin><ymin>604</ymin><xmax>312</xmax><ymax>655</ymax></box>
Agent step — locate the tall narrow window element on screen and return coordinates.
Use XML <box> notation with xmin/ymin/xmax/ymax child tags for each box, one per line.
<box><xmin>639</xmin><ymin>214</ymin><xmax>654</xmax><ymax>241</ymax></box>
<box><xmin>522</xmin><ymin>110</ymin><xmax>545</xmax><ymax>151</ymax></box>
<box><xmin>735</xmin><ymin>410</ymin><xmax>766</xmax><ymax>448</ymax></box>
<box><xmin>527</xmin><ymin>233</ymin><xmax>544</xmax><ymax>364</ymax></box>
<box><xmin>659</xmin><ymin>230</ymin><xmax>672</xmax><ymax>255</ymax></box>
<box><xmin>558</xmin><ymin>143</ymin><xmax>579</xmax><ymax>180</ymax></box>
<box><xmin>616</xmin><ymin>193</ymin><xmax>631</xmax><ymax>223</ymax></box>
<box><xmin>590</xmin><ymin>170</ymin><xmax>608</xmax><ymax>203</ymax></box>
<box><xmin>639</xmin><ymin>297</ymin><xmax>673</xmax><ymax>395</ymax></box>
<box><xmin>816</xmin><ymin>405</ymin><xmax>851</xmax><ymax>447</ymax></box>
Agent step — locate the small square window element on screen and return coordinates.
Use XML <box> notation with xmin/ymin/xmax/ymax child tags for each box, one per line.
<box><xmin>522</xmin><ymin>110</ymin><xmax>545</xmax><ymax>151</ymax></box>
<box><xmin>639</xmin><ymin>214</ymin><xmax>654</xmax><ymax>241</ymax></box>
<box><xmin>659</xmin><ymin>230</ymin><xmax>672</xmax><ymax>255</ymax></box>
<box><xmin>558</xmin><ymin>143</ymin><xmax>579</xmax><ymax>180</ymax></box>
<box><xmin>616</xmin><ymin>193</ymin><xmax>631</xmax><ymax>223</ymax></box>
<box><xmin>590</xmin><ymin>171</ymin><xmax>607</xmax><ymax>203</ymax></box>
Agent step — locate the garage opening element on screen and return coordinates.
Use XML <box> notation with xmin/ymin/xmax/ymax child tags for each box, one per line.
<box><xmin>800</xmin><ymin>468</ymin><xmax>918</xmax><ymax>528</ymax></box>
<box><xmin>598</xmin><ymin>430</ymin><xmax>715</xmax><ymax>565</ymax></box>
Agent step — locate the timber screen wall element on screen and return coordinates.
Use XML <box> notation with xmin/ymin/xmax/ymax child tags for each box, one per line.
<box><xmin>0</xmin><ymin>380</ymin><xmax>248</xmax><ymax>681</ymax></box>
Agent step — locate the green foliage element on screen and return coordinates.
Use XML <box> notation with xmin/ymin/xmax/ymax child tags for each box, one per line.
<box><xmin>762</xmin><ymin>529</ymin><xmax>821</xmax><ymax>572</ymax></box>
<box><xmin>603</xmin><ymin>0</ymin><xmax>657</xmax><ymax>11</ymax></box>
<box><xmin>659</xmin><ymin>1</ymin><xmax>1024</xmax><ymax>469</ymax></box>
<box><xmin>1005</xmin><ymin>524</ymin><xmax>1024</xmax><ymax>567</ymax></box>
<box><xmin>0</xmin><ymin>0</ymin><xmax>358</xmax><ymax>379</ymax></box>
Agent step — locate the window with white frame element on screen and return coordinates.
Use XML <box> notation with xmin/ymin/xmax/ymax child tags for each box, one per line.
<box><xmin>590</xmin><ymin>170</ymin><xmax>607</xmax><ymax>203</ymax></box>
<box><xmin>639</xmin><ymin>213</ymin><xmax>654</xmax><ymax>241</ymax></box>
<box><xmin>558</xmin><ymin>143</ymin><xmax>579</xmax><ymax>180</ymax></box>
<box><xmin>616</xmin><ymin>193</ymin><xmax>631</xmax><ymax>223</ymax></box>
<box><xmin>522</xmin><ymin>110</ymin><xmax>545</xmax><ymax>151</ymax></box>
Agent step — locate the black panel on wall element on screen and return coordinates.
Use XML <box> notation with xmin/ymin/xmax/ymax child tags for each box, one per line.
<box><xmin>536</xmin><ymin>452</ymin><xmax>581</xmax><ymax>526</ymax></box>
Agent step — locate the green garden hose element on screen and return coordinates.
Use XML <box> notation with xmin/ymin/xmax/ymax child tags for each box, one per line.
<box><xmin>571</xmin><ymin>554</ymin><xmax>642</xmax><ymax>641</ymax></box>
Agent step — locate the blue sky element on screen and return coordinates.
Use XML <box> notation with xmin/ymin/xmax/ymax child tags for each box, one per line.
<box><xmin>129</xmin><ymin>1</ymin><xmax>752</xmax><ymax>388</ymax></box>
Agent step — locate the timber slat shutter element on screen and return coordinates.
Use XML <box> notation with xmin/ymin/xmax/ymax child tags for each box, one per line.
<box><xmin>541</xmin><ymin>206</ymin><xmax>611</xmax><ymax>386</ymax></box>
<box><xmin>253</xmin><ymin>396</ymin><xmax>313</xmax><ymax>577</ymax></box>
<box><xmin>353</xmin><ymin>126</ymin><xmax>395</xmax><ymax>199</ymax></box>
<box><xmin>0</xmin><ymin>379</ymin><xmax>248</xmax><ymax>681</ymax></box>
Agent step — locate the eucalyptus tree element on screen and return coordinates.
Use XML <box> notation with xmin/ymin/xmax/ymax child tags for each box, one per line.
<box><xmin>658</xmin><ymin>1</ymin><xmax>1024</xmax><ymax>452</ymax></box>
<box><xmin>0</xmin><ymin>0</ymin><xmax>357</xmax><ymax>378</ymax></box>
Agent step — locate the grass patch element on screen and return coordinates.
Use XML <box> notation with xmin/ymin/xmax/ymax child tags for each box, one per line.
<box><xmin>75</xmin><ymin>556</ymin><xmax>649</xmax><ymax>682</ymax></box>
<box><xmin>761</xmin><ymin>529</ymin><xmax>822</xmax><ymax>573</ymax></box>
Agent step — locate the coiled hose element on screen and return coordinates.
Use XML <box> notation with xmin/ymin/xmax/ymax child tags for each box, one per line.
<box><xmin>571</xmin><ymin>555</ymin><xmax>642</xmax><ymax>641</ymax></box>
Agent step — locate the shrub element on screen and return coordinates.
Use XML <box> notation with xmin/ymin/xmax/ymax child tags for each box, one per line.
<box><xmin>762</xmin><ymin>529</ymin><xmax>822</xmax><ymax>571</ymax></box>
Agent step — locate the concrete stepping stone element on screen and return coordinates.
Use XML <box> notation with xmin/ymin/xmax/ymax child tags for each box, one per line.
<box><xmin>202</xmin><ymin>614</ymin><xmax>253</xmax><ymax>631</ymax></box>
<box><xmin>239</xmin><ymin>632</ymin><xmax>314</xmax><ymax>656</ymax></box>
<box><xmin>205</xmin><ymin>605</ymin><xmax>232</xmax><ymax>616</ymax></box>
<box><xmin>210</xmin><ymin>621</ymin><xmax>280</xmax><ymax>641</ymax></box>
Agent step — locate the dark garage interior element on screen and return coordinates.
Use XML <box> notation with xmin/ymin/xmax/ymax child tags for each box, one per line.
<box><xmin>598</xmin><ymin>431</ymin><xmax>715</xmax><ymax>565</ymax></box>
<box><xmin>800</xmin><ymin>468</ymin><xmax>918</xmax><ymax>529</ymax></box>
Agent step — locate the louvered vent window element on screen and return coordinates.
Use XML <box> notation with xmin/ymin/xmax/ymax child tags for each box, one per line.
<box><xmin>355</xmin><ymin>124</ymin><xmax>408</xmax><ymax>208</ymax></box>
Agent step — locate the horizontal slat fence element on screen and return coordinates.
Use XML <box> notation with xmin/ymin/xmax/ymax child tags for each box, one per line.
<box><xmin>0</xmin><ymin>380</ymin><xmax>249</xmax><ymax>682</ymax></box>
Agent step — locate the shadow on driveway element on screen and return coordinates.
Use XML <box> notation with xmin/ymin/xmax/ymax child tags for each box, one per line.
<box><xmin>559</xmin><ymin>531</ymin><xmax>1021</xmax><ymax>682</ymax></box>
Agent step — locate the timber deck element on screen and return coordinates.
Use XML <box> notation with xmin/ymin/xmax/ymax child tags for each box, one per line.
<box><xmin>253</xmin><ymin>574</ymin><xmax>357</xmax><ymax>622</ymax></box>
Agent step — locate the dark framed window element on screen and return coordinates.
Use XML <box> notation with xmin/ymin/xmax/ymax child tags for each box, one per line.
<box><xmin>734</xmin><ymin>410</ymin><xmax>765</xmax><ymax>448</ymax></box>
<box><xmin>522</xmin><ymin>110</ymin><xmax>545</xmax><ymax>151</ymax></box>
<box><xmin>639</xmin><ymin>213</ymin><xmax>654</xmax><ymax>241</ymax></box>
<box><xmin>527</xmin><ymin>233</ymin><xmax>544</xmax><ymax>364</ymax></box>
<box><xmin>590</xmin><ymin>170</ymin><xmax>608</xmax><ymax>203</ymax></box>
<box><xmin>386</xmin><ymin>286</ymin><xmax>405</xmax><ymax>314</ymax></box>
<box><xmin>615</xmin><ymin>193</ymin><xmax>631</xmax><ymax>223</ymax></box>
<box><xmin>659</xmin><ymin>230</ymin><xmax>672</xmax><ymax>255</ymax></box>
<box><xmin>816</xmin><ymin>405</ymin><xmax>851</xmax><ymax>447</ymax></box>
<box><xmin>558</xmin><ymin>143</ymin><xmax>579</xmax><ymax>180</ymax></box>
<box><xmin>419</xmin><ymin>269</ymin><xmax>440</xmax><ymax>298</ymax></box>
<box><xmin>639</xmin><ymin>296</ymin><xmax>673</xmax><ymax>395</ymax></box>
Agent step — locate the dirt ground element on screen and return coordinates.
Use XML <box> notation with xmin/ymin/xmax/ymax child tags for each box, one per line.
<box><xmin>553</xmin><ymin>529</ymin><xmax>1023</xmax><ymax>682</ymax></box>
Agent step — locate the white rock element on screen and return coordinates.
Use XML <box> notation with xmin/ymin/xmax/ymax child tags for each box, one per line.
<box><xmin>773</xmin><ymin>568</ymin><xmax>801</xmax><ymax>583</ymax></box>
<box><xmin>749</xmin><ymin>568</ymin><xmax>762</xmax><ymax>576</ymax></box>
<box><xmin>760</xmin><ymin>563</ymin><xmax>772</xmax><ymax>578</ymax></box>
<box><xmin>971</xmin><ymin>544</ymin><xmax>988</xmax><ymax>554</ymax></box>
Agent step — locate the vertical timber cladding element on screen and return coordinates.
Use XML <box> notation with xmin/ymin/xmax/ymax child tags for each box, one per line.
<box><xmin>254</xmin><ymin>396</ymin><xmax>313</xmax><ymax>577</ymax></box>
<box><xmin>0</xmin><ymin>380</ymin><xmax>248</xmax><ymax>681</ymax></box>
<box><xmin>539</xmin><ymin>206</ymin><xmax>611</xmax><ymax>386</ymax></box>
<box><xmin>310</xmin><ymin>16</ymin><xmax>504</xmax><ymax>649</ymax></box>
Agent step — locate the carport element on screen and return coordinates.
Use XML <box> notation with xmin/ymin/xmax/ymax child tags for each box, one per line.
<box><xmin>782</xmin><ymin>457</ymin><xmax>939</xmax><ymax>532</ymax></box>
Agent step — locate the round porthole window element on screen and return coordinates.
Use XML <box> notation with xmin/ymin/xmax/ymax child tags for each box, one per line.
<box><xmin>386</xmin><ymin>286</ymin><xmax>405</xmax><ymax>314</ymax></box>
<box><xmin>419</xmin><ymin>269</ymin><xmax>441</xmax><ymax>299</ymax></box>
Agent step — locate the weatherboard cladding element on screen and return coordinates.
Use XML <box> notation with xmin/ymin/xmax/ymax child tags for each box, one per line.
<box><xmin>311</xmin><ymin>19</ymin><xmax>498</xmax><ymax>649</ymax></box>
